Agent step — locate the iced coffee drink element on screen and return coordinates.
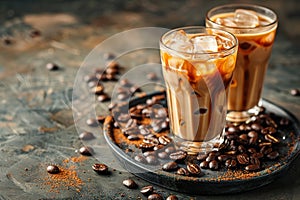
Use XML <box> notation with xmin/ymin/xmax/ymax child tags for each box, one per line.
<box><xmin>206</xmin><ymin>4</ymin><xmax>278</xmax><ymax>122</ymax></box>
<box><xmin>160</xmin><ymin>27</ymin><xmax>238</xmax><ymax>153</ymax></box>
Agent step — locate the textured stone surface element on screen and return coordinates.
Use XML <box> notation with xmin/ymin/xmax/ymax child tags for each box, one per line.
<box><xmin>0</xmin><ymin>0</ymin><xmax>299</xmax><ymax>199</ymax></box>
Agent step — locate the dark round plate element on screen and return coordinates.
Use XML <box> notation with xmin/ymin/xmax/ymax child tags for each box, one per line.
<box><xmin>103</xmin><ymin>92</ymin><xmax>300</xmax><ymax>195</ymax></box>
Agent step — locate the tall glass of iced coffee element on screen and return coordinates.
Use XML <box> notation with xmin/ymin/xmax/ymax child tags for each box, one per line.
<box><xmin>160</xmin><ymin>27</ymin><xmax>238</xmax><ymax>153</ymax></box>
<box><xmin>206</xmin><ymin>4</ymin><xmax>278</xmax><ymax>122</ymax></box>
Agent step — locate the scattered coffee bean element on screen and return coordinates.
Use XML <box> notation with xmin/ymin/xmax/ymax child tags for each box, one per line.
<box><xmin>47</xmin><ymin>165</ymin><xmax>60</xmax><ymax>174</ymax></box>
<box><xmin>140</xmin><ymin>185</ymin><xmax>154</xmax><ymax>196</ymax></box>
<box><xmin>146</xmin><ymin>155</ymin><xmax>159</xmax><ymax>165</ymax></box>
<box><xmin>290</xmin><ymin>89</ymin><xmax>300</xmax><ymax>96</ymax></box>
<box><xmin>79</xmin><ymin>146</ymin><xmax>94</xmax><ymax>156</ymax></box>
<box><xmin>147</xmin><ymin>72</ymin><xmax>158</xmax><ymax>81</ymax></box>
<box><xmin>97</xmin><ymin>93</ymin><xmax>110</xmax><ymax>102</ymax></box>
<box><xmin>162</xmin><ymin>161</ymin><xmax>178</xmax><ymax>172</ymax></box>
<box><xmin>120</xmin><ymin>79</ymin><xmax>132</xmax><ymax>87</ymax></box>
<box><xmin>123</xmin><ymin>179</ymin><xmax>138</xmax><ymax>189</ymax></box>
<box><xmin>79</xmin><ymin>131</ymin><xmax>95</xmax><ymax>140</ymax></box>
<box><xmin>148</xmin><ymin>193</ymin><xmax>163</xmax><ymax>200</ymax></box>
<box><xmin>166</xmin><ymin>195</ymin><xmax>178</xmax><ymax>200</ymax></box>
<box><xmin>92</xmin><ymin>163</ymin><xmax>109</xmax><ymax>174</ymax></box>
<box><xmin>46</xmin><ymin>62</ymin><xmax>59</xmax><ymax>71</ymax></box>
<box><xmin>158</xmin><ymin>151</ymin><xmax>169</xmax><ymax>159</ymax></box>
<box><xmin>97</xmin><ymin>115</ymin><xmax>106</xmax><ymax>123</ymax></box>
<box><xmin>134</xmin><ymin>154</ymin><xmax>147</xmax><ymax>164</ymax></box>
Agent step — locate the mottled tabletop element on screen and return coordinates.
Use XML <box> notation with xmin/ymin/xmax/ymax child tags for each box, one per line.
<box><xmin>0</xmin><ymin>0</ymin><xmax>300</xmax><ymax>199</ymax></box>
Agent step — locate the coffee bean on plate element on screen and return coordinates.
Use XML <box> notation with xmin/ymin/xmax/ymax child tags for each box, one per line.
<box><xmin>146</xmin><ymin>155</ymin><xmax>159</xmax><ymax>165</ymax></box>
<box><xmin>199</xmin><ymin>161</ymin><xmax>209</xmax><ymax>169</ymax></box>
<box><xmin>237</xmin><ymin>154</ymin><xmax>249</xmax><ymax>165</ymax></box>
<box><xmin>123</xmin><ymin>179</ymin><xmax>138</xmax><ymax>189</ymax></box>
<box><xmin>176</xmin><ymin>167</ymin><xmax>190</xmax><ymax>176</ymax></box>
<box><xmin>225</xmin><ymin>159</ymin><xmax>237</xmax><ymax>169</ymax></box>
<box><xmin>169</xmin><ymin>151</ymin><xmax>187</xmax><ymax>162</ymax></box>
<box><xmin>92</xmin><ymin>163</ymin><xmax>109</xmax><ymax>174</ymax></box>
<box><xmin>47</xmin><ymin>165</ymin><xmax>60</xmax><ymax>174</ymax></box>
<box><xmin>158</xmin><ymin>151</ymin><xmax>168</xmax><ymax>159</ymax></box>
<box><xmin>162</xmin><ymin>161</ymin><xmax>178</xmax><ymax>172</ymax></box>
<box><xmin>158</xmin><ymin>135</ymin><xmax>172</xmax><ymax>145</ymax></box>
<box><xmin>140</xmin><ymin>185</ymin><xmax>154</xmax><ymax>196</ymax></box>
<box><xmin>148</xmin><ymin>193</ymin><xmax>163</xmax><ymax>200</ymax></box>
<box><xmin>134</xmin><ymin>154</ymin><xmax>147</xmax><ymax>164</ymax></box>
<box><xmin>209</xmin><ymin>160</ymin><xmax>219</xmax><ymax>170</ymax></box>
<box><xmin>245</xmin><ymin>164</ymin><xmax>260</xmax><ymax>171</ymax></box>
<box><xmin>187</xmin><ymin>163</ymin><xmax>201</xmax><ymax>176</ymax></box>
<box><xmin>166</xmin><ymin>195</ymin><xmax>178</xmax><ymax>200</ymax></box>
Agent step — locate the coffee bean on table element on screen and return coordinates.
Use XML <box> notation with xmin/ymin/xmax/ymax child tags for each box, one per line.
<box><xmin>86</xmin><ymin>118</ymin><xmax>98</xmax><ymax>127</ymax></box>
<box><xmin>147</xmin><ymin>72</ymin><xmax>158</xmax><ymax>81</ymax></box>
<box><xmin>46</xmin><ymin>62</ymin><xmax>59</xmax><ymax>71</ymax></box>
<box><xmin>97</xmin><ymin>93</ymin><xmax>110</xmax><ymax>102</ymax></box>
<box><xmin>47</xmin><ymin>165</ymin><xmax>60</xmax><ymax>174</ymax></box>
<box><xmin>79</xmin><ymin>131</ymin><xmax>95</xmax><ymax>140</ymax></box>
<box><xmin>162</xmin><ymin>161</ymin><xmax>178</xmax><ymax>172</ymax></box>
<box><xmin>92</xmin><ymin>163</ymin><xmax>109</xmax><ymax>174</ymax></box>
<box><xmin>148</xmin><ymin>193</ymin><xmax>163</xmax><ymax>200</ymax></box>
<box><xmin>97</xmin><ymin>115</ymin><xmax>106</xmax><ymax>123</ymax></box>
<box><xmin>79</xmin><ymin>146</ymin><xmax>94</xmax><ymax>156</ymax></box>
<box><xmin>140</xmin><ymin>185</ymin><xmax>154</xmax><ymax>196</ymax></box>
<box><xmin>123</xmin><ymin>179</ymin><xmax>138</xmax><ymax>189</ymax></box>
<box><xmin>166</xmin><ymin>195</ymin><xmax>178</xmax><ymax>200</ymax></box>
<box><xmin>290</xmin><ymin>89</ymin><xmax>300</xmax><ymax>96</ymax></box>
<box><xmin>92</xmin><ymin>85</ymin><xmax>105</xmax><ymax>95</ymax></box>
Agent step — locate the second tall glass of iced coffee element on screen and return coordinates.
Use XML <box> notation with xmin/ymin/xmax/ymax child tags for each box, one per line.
<box><xmin>160</xmin><ymin>27</ymin><xmax>238</xmax><ymax>153</ymax></box>
<box><xmin>206</xmin><ymin>4</ymin><xmax>278</xmax><ymax>122</ymax></box>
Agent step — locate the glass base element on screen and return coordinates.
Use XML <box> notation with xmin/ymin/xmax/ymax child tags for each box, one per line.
<box><xmin>226</xmin><ymin>104</ymin><xmax>262</xmax><ymax>123</ymax></box>
<box><xmin>172</xmin><ymin>134</ymin><xmax>224</xmax><ymax>155</ymax></box>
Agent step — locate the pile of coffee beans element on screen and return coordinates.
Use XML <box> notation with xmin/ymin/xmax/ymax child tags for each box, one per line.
<box><xmin>106</xmin><ymin>91</ymin><xmax>293</xmax><ymax>179</ymax></box>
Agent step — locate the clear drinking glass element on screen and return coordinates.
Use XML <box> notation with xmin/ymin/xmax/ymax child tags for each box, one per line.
<box><xmin>160</xmin><ymin>26</ymin><xmax>238</xmax><ymax>154</ymax></box>
<box><xmin>206</xmin><ymin>4</ymin><xmax>278</xmax><ymax>122</ymax></box>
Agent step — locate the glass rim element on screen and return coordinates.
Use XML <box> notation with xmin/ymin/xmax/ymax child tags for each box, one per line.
<box><xmin>206</xmin><ymin>3</ymin><xmax>278</xmax><ymax>30</ymax></box>
<box><xmin>160</xmin><ymin>26</ymin><xmax>238</xmax><ymax>56</ymax></box>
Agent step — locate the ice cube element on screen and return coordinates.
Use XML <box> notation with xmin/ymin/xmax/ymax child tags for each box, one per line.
<box><xmin>234</xmin><ymin>9</ymin><xmax>259</xmax><ymax>28</ymax></box>
<box><xmin>216</xmin><ymin>17</ymin><xmax>237</xmax><ymax>27</ymax></box>
<box><xmin>192</xmin><ymin>35</ymin><xmax>218</xmax><ymax>53</ymax></box>
<box><xmin>215</xmin><ymin>34</ymin><xmax>234</xmax><ymax>49</ymax></box>
<box><xmin>165</xmin><ymin>30</ymin><xmax>194</xmax><ymax>53</ymax></box>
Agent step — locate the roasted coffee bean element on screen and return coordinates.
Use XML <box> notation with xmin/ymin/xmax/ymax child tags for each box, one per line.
<box><xmin>130</xmin><ymin>85</ymin><xmax>141</xmax><ymax>93</ymax></box>
<box><xmin>47</xmin><ymin>165</ymin><xmax>60</xmax><ymax>174</ymax></box>
<box><xmin>134</xmin><ymin>154</ymin><xmax>147</xmax><ymax>164</ymax></box>
<box><xmin>176</xmin><ymin>167</ymin><xmax>190</xmax><ymax>176</ymax></box>
<box><xmin>238</xmin><ymin>145</ymin><xmax>247</xmax><ymax>153</ymax></box>
<box><xmin>143</xmin><ymin>151</ymin><xmax>156</xmax><ymax>157</ymax></box>
<box><xmin>143</xmin><ymin>137</ymin><xmax>159</xmax><ymax>145</ymax></box>
<box><xmin>217</xmin><ymin>154</ymin><xmax>230</xmax><ymax>162</ymax></box>
<box><xmin>46</xmin><ymin>62</ymin><xmax>59</xmax><ymax>71</ymax></box>
<box><xmin>252</xmin><ymin>152</ymin><xmax>264</xmax><ymax>159</ymax></box>
<box><xmin>148</xmin><ymin>193</ymin><xmax>163</xmax><ymax>200</ymax></box>
<box><xmin>79</xmin><ymin>131</ymin><xmax>95</xmax><ymax>140</ymax></box>
<box><xmin>209</xmin><ymin>160</ymin><xmax>219</xmax><ymax>170</ymax></box>
<box><xmin>290</xmin><ymin>89</ymin><xmax>300</xmax><ymax>96</ymax></box>
<box><xmin>187</xmin><ymin>163</ymin><xmax>201</xmax><ymax>175</ymax></box>
<box><xmin>92</xmin><ymin>85</ymin><xmax>105</xmax><ymax>95</ymax></box>
<box><xmin>248</xmin><ymin>131</ymin><xmax>258</xmax><ymax>138</ymax></box>
<box><xmin>205</xmin><ymin>155</ymin><xmax>215</xmax><ymax>162</ymax></box>
<box><xmin>225</xmin><ymin>150</ymin><xmax>237</xmax><ymax>155</ymax></box>
<box><xmin>259</xmin><ymin>142</ymin><xmax>272</xmax><ymax>147</ymax></box>
<box><xmin>118</xmin><ymin>93</ymin><xmax>130</xmax><ymax>101</ymax></box>
<box><xmin>103</xmin><ymin>52</ymin><xmax>116</xmax><ymax>60</ymax></box>
<box><xmin>123</xmin><ymin>179</ymin><xmax>138</xmax><ymax>189</ymax></box>
<box><xmin>84</xmin><ymin>75</ymin><xmax>98</xmax><ymax>83</ymax></box>
<box><xmin>227</xmin><ymin>126</ymin><xmax>240</xmax><ymax>134</ymax></box>
<box><xmin>146</xmin><ymin>155</ymin><xmax>159</xmax><ymax>165</ymax></box>
<box><xmin>108</xmin><ymin>102</ymin><xmax>117</xmax><ymax>111</ymax></box>
<box><xmin>266</xmin><ymin>118</ymin><xmax>278</xmax><ymax>128</ymax></box>
<box><xmin>165</xmin><ymin>146</ymin><xmax>176</xmax><ymax>154</ymax></box>
<box><xmin>267</xmin><ymin>151</ymin><xmax>279</xmax><ymax>160</ymax></box>
<box><xmin>239</xmin><ymin>124</ymin><xmax>251</xmax><ymax>131</ymax></box>
<box><xmin>261</xmin><ymin>127</ymin><xmax>277</xmax><ymax>135</ymax></box>
<box><xmin>251</xmin><ymin>123</ymin><xmax>263</xmax><ymax>131</ymax></box>
<box><xmin>127</xmin><ymin>134</ymin><xmax>140</xmax><ymax>141</ymax></box>
<box><xmin>106</xmin><ymin>60</ymin><xmax>119</xmax><ymax>69</ymax></box>
<box><xmin>238</xmin><ymin>134</ymin><xmax>248</xmax><ymax>143</ymax></box>
<box><xmin>279</xmin><ymin>118</ymin><xmax>290</xmax><ymax>126</ymax></box>
<box><xmin>248</xmin><ymin>148</ymin><xmax>257</xmax><ymax>154</ymax></box>
<box><xmin>260</xmin><ymin>146</ymin><xmax>272</xmax><ymax>155</ymax></box>
<box><xmin>147</xmin><ymin>72</ymin><xmax>158</xmax><ymax>81</ymax></box>
<box><xmin>86</xmin><ymin>118</ymin><xmax>98</xmax><ymax>127</ymax></box>
<box><xmin>225</xmin><ymin>159</ymin><xmax>237</xmax><ymax>169</ymax></box>
<box><xmin>199</xmin><ymin>161</ymin><xmax>209</xmax><ymax>169</ymax></box>
<box><xmin>139</xmin><ymin>127</ymin><xmax>151</xmax><ymax>136</ymax></box>
<box><xmin>166</xmin><ymin>195</ymin><xmax>178</xmax><ymax>200</ymax></box>
<box><xmin>169</xmin><ymin>151</ymin><xmax>187</xmax><ymax>162</ymax></box>
<box><xmin>140</xmin><ymin>185</ymin><xmax>154</xmax><ymax>196</ymax></box>
<box><xmin>162</xmin><ymin>161</ymin><xmax>178</xmax><ymax>171</ymax></box>
<box><xmin>120</xmin><ymin>79</ymin><xmax>132</xmax><ymax>87</ymax></box>
<box><xmin>158</xmin><ymin>135</ymin><xmax>172</xmax><ymax>145</ymax></box>
<box><xmin>237</xmin><ymin>154</ymin><xmax>249</xmax><ymax>165</ymax></box>
<box><xmin>249</xmin><ymin>137</ymin><xmax>258</xmax><ymax>145</ymax></box>
<box><xmin>97</xmin><ymin>93</ymin><xmax>110</xmax><ymax>102</ymax></box>
<box><xmin>250</xmin><ymin>157</ymin><xmax>260</xmax><ymax>166</ymax></box>
<box><xmin>245</xmin><ymin>164</ymin><xmax>260</xmax><ymax>171</ymax></box>
<box><xmin>92</xmin><ymin>163</ymin><xmax>109</xmax><ymax>174</ymax></box>
<box><xmin>158</xmin><ymin>151</ymin><xmax>168</xmax><ymax>159</ymax></box>
<box><xmin>106</xmin><ymin>67</ymin><xmax>118</xmax><ymax>75</ymax></box>
<box><xmin>197</xmin><ymin>154</ymin><xmax>207</xmax><ymax>161</ymax></box>
<box><xmin>79</xmin><ymin>146</ymin><xmax>94</xmax><ymax>156</ymax></box>
<box><xmin>117</xmin><ymin>113</ymin><xmax>131</xmax><ymax>122</ymax></box>
<box><xmin>265</xmin><ymin>134</ymin><xmax>279</xmax><ymax>143</ymax></box>
<box><xmin>153</xmin><ymin>144</ymin><xmax>164</xmax><ymax>151</ymax></box>
<box><xmin>125</xmin><ymin>119</ymin><xmax>138</xmax><ymax>129</ymax></box>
